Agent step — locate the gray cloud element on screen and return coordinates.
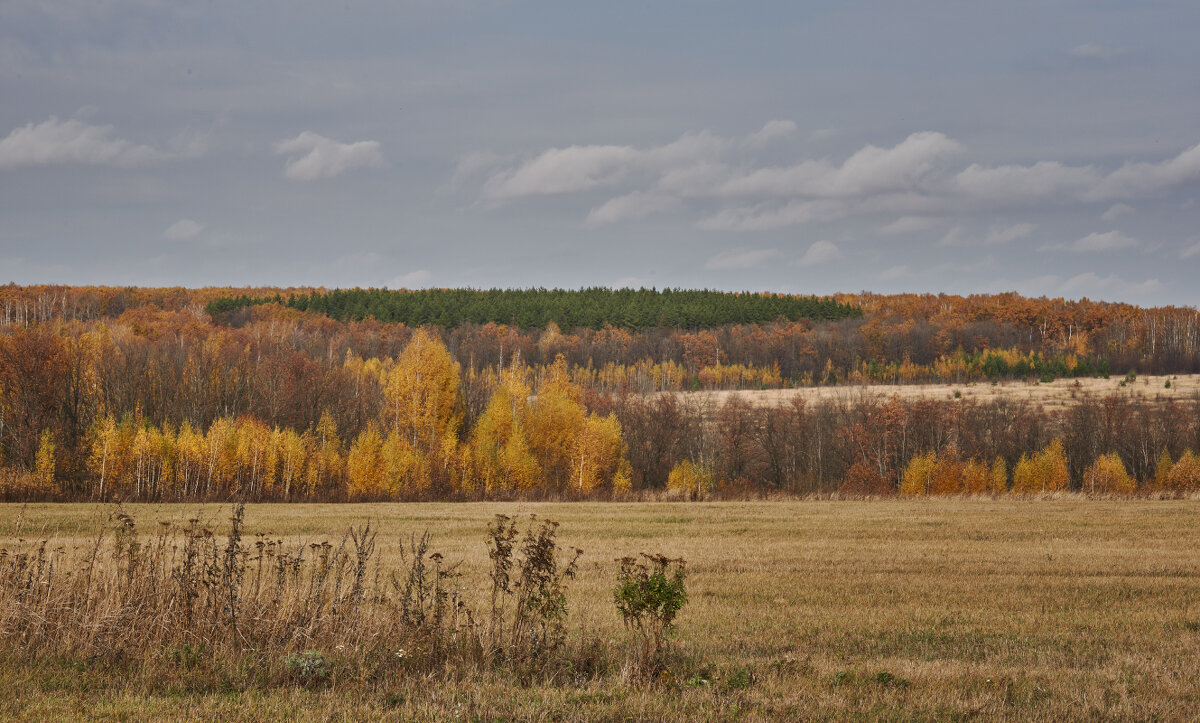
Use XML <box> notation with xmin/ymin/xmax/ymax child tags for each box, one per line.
<box><xmin>1043</xmin><ymin>231</ymin><xmax>1141</xmax><ymax>253</ymax></box>
<box><xmin>705</xmin><ymin>248</ymin><xmax>780</xmax><ymax>270</ymax></box>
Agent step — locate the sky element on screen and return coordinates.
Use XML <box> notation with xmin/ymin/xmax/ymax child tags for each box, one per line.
<box><xmin>2</xmin><ymin>1</ymin><xmax>1199</xmax><ymax>306</ymax></box>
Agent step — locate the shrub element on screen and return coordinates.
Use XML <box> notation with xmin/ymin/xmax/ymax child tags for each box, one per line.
<box><xmin>284</xmin><ymin>650</ymin><xmax>331</xmax><ymax>684</ymax></box>
<box><xmin>484</xmin><ymin>514</ymin><xmax>582</xmax><ymax>663</ymax></box>
<box><xmin>839</xmin><ymin>461</ymin><xmax>892</xmax><ymax>497</ymax></box>
<box><xmin>614</xmin><ymin>553</ymin><xmax>688</xmax><ymax>678</ymax></box>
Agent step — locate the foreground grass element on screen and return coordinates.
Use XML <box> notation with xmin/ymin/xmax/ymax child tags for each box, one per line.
<box><xmin>3</xmin><ymin>499</ymin><xmax>1199</xmax><ymax>721</ymax></box>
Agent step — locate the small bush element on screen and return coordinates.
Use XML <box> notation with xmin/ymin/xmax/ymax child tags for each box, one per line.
<box><xmin>284</xmin><ymin>650</ymin><xmax>331</xmax><ymax>684</ymax></box>
<box><xmin>614</xmin><ymin>553</ymin><xmax>688</xmax><ymax>677</ymax></box>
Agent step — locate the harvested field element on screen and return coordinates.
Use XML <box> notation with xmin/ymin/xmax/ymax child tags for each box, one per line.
<box><xmin>678</xmin><ymin>373</ymin><xmax>1200</xmax><ymax>411</ymax></box>
<box><xmin>2</xmin><ymin>500</ymin><xmax>1200</xmax><ymax>720</ymax></box>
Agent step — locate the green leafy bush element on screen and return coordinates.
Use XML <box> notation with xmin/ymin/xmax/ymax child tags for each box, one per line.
<box><xmin>613</xmin><ymin>553</ymin><xmax>688</xmax><ymax>677</ymax></box>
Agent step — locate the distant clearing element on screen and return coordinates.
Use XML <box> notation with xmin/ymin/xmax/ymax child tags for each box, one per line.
<box><xmin>677</xmin><ymin>373</ymin><xmax>1200</xmax><ymax>411</ymax></box>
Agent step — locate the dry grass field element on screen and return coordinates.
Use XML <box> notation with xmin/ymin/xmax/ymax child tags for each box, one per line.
<box><xmin>2</xmin><ymin>500</ymin><xmax>1200</xmax><ymax>721</ymax></box>
<box><xmin>681</xmin><ymin>373</ymin><xmax>1200</xmax><ymax>411</ymax></box>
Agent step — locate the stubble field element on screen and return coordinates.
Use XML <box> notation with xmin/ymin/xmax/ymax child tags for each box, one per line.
<box><xmin>680</xmin><ymin>373</ymin><xmax>1200</xmax><ymax>411</ymax></box>
<box><xmin>2</xmin><ymin>499</ymin><xmax>1199</xmax><ymax>721</ymax></box>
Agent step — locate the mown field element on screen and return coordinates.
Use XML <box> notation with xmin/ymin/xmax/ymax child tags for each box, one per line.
<box><xmin>3</xmin><ymin>500</ymin><xmax>1200</xmax><ymax>721</ymax></box>
<box><xmin>684</xmin><ymin>373</ymin><xmax>1200</xmax><ymax>411</ymax></box>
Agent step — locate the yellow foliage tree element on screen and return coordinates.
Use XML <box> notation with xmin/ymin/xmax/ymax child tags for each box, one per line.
<box><xmin>1154</xmin><ymin>451</ymin><xmax>1174</xmax><ymax>489</ymax></box>
<box><xmin>929</xmin><ymin>451</ymin><xmax>964</xmax><ymax>495</ymax></box>
<box><xmin>961</xmin><ymin>458</ymin><xmax>990</xmax><ymax>494</ymax></box>
<box><xmin>1165</xmin><ymin>450</ymin><xmax>1200</xmax><ymax>493</ymax></box>
<box><xmin>990</xmin><ymin>457</ymin><xmax>1008</xmax><ymax>494</ymax></box>
<box><xmin>34</xmin><ymin>429</ymin><xmax>56</xmax><ymax>494</ymax></box>
<box><xmin>1011</xmin><ymin>439</ymin><xmax>1069</xmax><ymax>494</ymax></box>
<box><xmin>667</xmin><ymin>459</ymin><xmax>714</xmax><ymax>499</ymax></box>
<box><xmin>468</xmin><ymin>376</ymin><xmax>539</xmax><ymax>494</ymax></box>
<box><xmin>899</xmin><ymin>451</ymin><xmax>935</xmax><ymax>496</ymax></box>
<box><xmin>384</xmin><ymin>329</ymin><xmax>463</xmax><ymax>455</ymax></box>
<box><xmin>1083</xmin><ymin>453</ymin><xmax>1136</xmax><ymax>495</ymax></box>
<box><xmin>346</xmin><ymin>423</ymin><xmax>385</xmax><ymax>499</ymax></box>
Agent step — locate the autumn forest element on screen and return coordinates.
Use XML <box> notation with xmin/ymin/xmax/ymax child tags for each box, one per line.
<box><xmin>2</xmin><ymin>284</ymin><xmax>1200</xmax><ymax>502</ymax></box>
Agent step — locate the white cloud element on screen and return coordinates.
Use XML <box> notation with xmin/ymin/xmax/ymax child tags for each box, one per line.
<box><xmin>952</xmin><ymin>161</ymin><xmax>1099</xmax><ymax>206</ymax></box>
<box><xmin>705</xmin><ymin>248</ymin><xmax>780</xmax><ymax>270</ymax></box>
<box><xmin>0</xmin><ymin>116</ymin><xmax>165</xmax><ymax>169</ymax></box>
<box><xmin>878</xmin><ymin>215</ymin><xmax>942</xmax><ymax>235</ymax></box>
<box><xmin>1180</xmin><ymin>241</ymin><xmax>1200</xmax><ymax>260</ymax></box>
<box><xmin>880</xmin><ymin>264</ymin><xmax>910</xmax><ymax>280</ymax></box>
<box><xmin>273</xmin><ymin>131</ymin><xmax>384</xmax><ymax>181</ymax></box>
<box><xmin>719</xmin><ymin>131</ymin><xmax>963</xmax><ymax>199</ymax></box>
<box><xmin>584</xmin><ymin>191</ymin><xmax>680</xmax><ymax>227</ymax></box>
<box><xmin>1044</xmin><ymin>230</ymin><xmax>1141</xmax><ymax>253</ymax></box>
<box><xmin>1101</xmin><ymin>203</ymin><xmax>1134</xmax><ymax>221</ymax></box>
<box><xmin>796</xmin><ymin>240</ymin><xmax>841</xmax><ymax>268</ymax></box>
<box><xmin>461</xmin><ymin>123</ymin><xmax>1200</xmax><ymax>234</ymax></box>
<box><xmin>387</xmin><ymin>269</ymin><xmax>433</xmax><ymax>288</ymax></box>
<box><xmin>163</xmin><ymin>219</ymin><xmax>203</xmax><ymax>241</ymax></box>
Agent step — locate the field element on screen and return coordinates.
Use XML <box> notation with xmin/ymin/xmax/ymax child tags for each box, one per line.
<box><xmin>2</xmin><ymin>500</ymin><xmax>1199</xmax><ymax>721</ymax></box>
<box><xmin>681</xmin><ymin>373</ymin><xmax>1200</xmax><ymax>411</ymax></box>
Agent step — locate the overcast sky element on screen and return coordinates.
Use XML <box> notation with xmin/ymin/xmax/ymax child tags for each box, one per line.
<box><xmin>2</xmin><ymin>1</ymin><xmax>1199</xmax><ymax>306</ymax></box>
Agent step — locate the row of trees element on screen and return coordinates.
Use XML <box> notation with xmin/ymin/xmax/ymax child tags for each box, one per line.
<box><xmin>5</xmin><ymin>332</ymin><xmax>629</xmax><ymax>501</ymax></box>
<box><xmin>7</xmin><ymin>284</ymin><xmax>1200</xmax><ymax>379</ymax></box>
<box><xmin>205</xmin><ymin>287</ymin><xmax>861</xmax><ymax>329</ymax></box>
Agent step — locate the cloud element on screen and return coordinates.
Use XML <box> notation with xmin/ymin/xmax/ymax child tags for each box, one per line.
<box><xmin>878</xmin><ymin>215</ymin><xmax>942</xmax><ymax>235</ymax></box>
<box><xmin>705</xmin><ymin>248</ymin><xmax>780</xmax><ymax>270</ymax></box>
<box><xmin>1101</xmin><ymin>203</ymin><xmax>1134</xmax><ymax>221</ymax></box>
<box><xmin>1060</xmin><ymin>272</ymin><xmax>1161</xmax><ymax>298</ymax></box>
<box><xmin>387</xmin><ymin>269</ymin><xmax>433</xmax><ymax>288</ymax></box>
<box><xmin>585</xmin><ymin>191</ymin><xmax>680</xmax><ymax>227</ymax></box>
<box><xmin>460</xmin><ymin>122</ymin><xmax>1200</xmax><ymax>234</ymax></box>
<box><xmin>744</xmin><ymin>120</ymin><xmax>797</xmax><ymax>149</ymax></box>
<box><xmin>796</xmin><ymin>240</ymin><xmax>841</xmax><ymax>267</ymax></box>
<box><xmin>1180</xmin><ymin>241</ymin><xmax>1200</xmax><ymax>260</ymax></box>
<box><xmin>163</xmin><ymin>219</ymin><xmax>203</xmax><ymax>241</ymax></box>
<box><xmin>984</xmin><ymin>222</ymin><xmax>1035</xmax><ymax>245</ymax></box>
<box><xmin>0</xmin><ymin>116</ymin><xmax>165</xmax><ymax>169</ymax></box>
<box><xmin>1070</xmin><ymin>43</ymin><xmax>1122</xmax><ymax>60</ymax></box>
<box><xmin>697</xmin><ymin>199</ymin><xmax>847</xmax><ymax>231</ymax></box>
<box><xmin>880</xmin><ymin>264</ymin><xmax>910</xmax><ymax>280</ymax></box>
<box><xmin>718</xmin><ymin>131</ymin><xmax>963</xmax><ymax>199</ymax></box>
<box><xmin>273</xmin><ymin>131</ymin><xmax>384</xmax><ymax>181</ymax></box>
<box><xmin>1044</xmin><ymin>230</ymin><xmax>1141</xmax><ymax>253</ymax></box>
<box><xmin>940</xmin><ymin>222</ymin><xmax>1034</xmax><ymax>246</ymax></box>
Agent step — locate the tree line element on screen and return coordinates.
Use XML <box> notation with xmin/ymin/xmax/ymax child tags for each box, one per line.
<box><xmin>204</xmin><ymin>287</ymin><xmax>861</xmax><ymax>330</ymax></box>
<box><xmin>3</xmin><ymin>317</ymin><xmax>1200</xmax><ymax>500</ymax></box>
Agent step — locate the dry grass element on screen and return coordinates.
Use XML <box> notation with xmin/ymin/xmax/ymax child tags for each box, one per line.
<box><xmin>2</xmin><ymin>499</ymin><xmax>1200</xmax><ymax>721</ymax></box>
<box><xmin>682</xmin><ymin>373</ymin><xmax>1200</xmax><ymax>411</ymax></box>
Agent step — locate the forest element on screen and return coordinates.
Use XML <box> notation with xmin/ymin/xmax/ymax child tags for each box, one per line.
<box><xmin>2</xmin><ymin>283</ymin><xmax>1200</xmax><ymax>501</ymax></box>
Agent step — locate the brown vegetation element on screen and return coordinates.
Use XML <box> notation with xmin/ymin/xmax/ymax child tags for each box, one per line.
<box><xmin>2</xmin><ymin>500</ymin><xmax>1199</xmax><ymax>720</ymax></box>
